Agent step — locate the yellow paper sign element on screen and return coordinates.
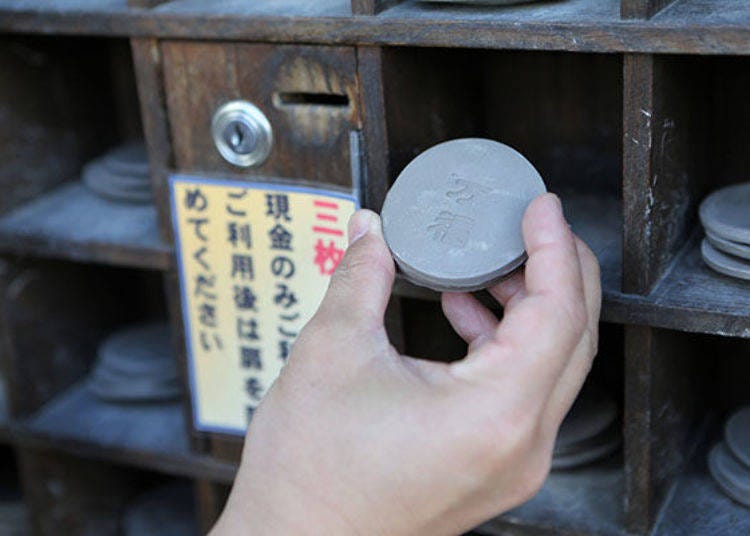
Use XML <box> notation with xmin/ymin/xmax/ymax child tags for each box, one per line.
<box><xmin>171</xmin><ymin>175</ymin><xmax>358</xmax><ymax>434</ymax></box>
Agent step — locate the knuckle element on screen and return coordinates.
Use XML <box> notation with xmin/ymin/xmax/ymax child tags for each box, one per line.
<box><xmin>477</xmin><ymin>415</ymin><xmax>551</xmax><ymax>502</ymax></box>
<box><xmin>560</xmin><ymin>299</ymin><xmax>588</xmax><ymax>336</ymax></box>
<box><xmin>542</xmin><ymin>295</ymin><xmax>587</xmax><ymax>342</ymax></box>
<box><xmin>335</xmin><ymin>242</ymin><xmax>393</xmax><ymax>283</ymax></box>
<box><xmin>516</xmin><ymin>456</ymin><xmax>551</xmax><ymax>504</ymax></box>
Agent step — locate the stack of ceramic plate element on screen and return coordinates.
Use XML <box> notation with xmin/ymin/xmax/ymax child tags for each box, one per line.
<box><xmin>699</xmin><ymin>183</ymin><xmax>750</xmax><ymax>281</ymax></box>
<box><xmin>82</xmin><ymin>141</ymin><xmax>153</xmax><ymax>204</ymax></box>
<box><xmin>709</xmin><ymin>406</ymin><xmax>750</xmax><ymax>508</ymax></box>
<box><xmin>87</xmin><ymin>322</ymin><xmax>181</xmax><ymax>403</ymax></box>
<box><xmin>552</xmin><ymin>386</ymin><xmax>621</xmax><ymax>470</ymax></box>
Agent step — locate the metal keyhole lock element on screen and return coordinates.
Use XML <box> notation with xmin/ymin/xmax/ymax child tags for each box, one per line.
<box><xmin>212</xmin><ymin>100</ymin><xmax>273</xmax><ymax>167</ymax></box>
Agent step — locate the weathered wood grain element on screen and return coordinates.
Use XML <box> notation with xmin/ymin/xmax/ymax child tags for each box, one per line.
<box><xmin>356</xmin><ymin>46</ymin><xmax>389</xmax><ymax>211</ymax></box>
<box><xmin>162</xmin><ymin>41</ymin><xmax>360</xmax><ymax>189</ymax></box>
<box><xmin>131</xmin><ymin>37</ymin><xmax>176</xmax><ymax>243</ymax></box>
<box><xmin>2</xmin><ymin>4</ymin><xmax>750</xmax><ymax>56</ymax></box>
<box><xmin>624</xmin><ymin>326</ymin><xmax>709</xmax><ymax>534</ymax></box>
<box><xmin>623</xmin><ymin>54</ymin><xmax>704</xmax><ymax>295</ymax></box>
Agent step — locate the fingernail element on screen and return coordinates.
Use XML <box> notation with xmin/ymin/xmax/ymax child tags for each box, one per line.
<box><xmin>542</xmin><ymin>193</ymin><xmax>562</xmax><ymax>212</ymax></box>
<box><xmin>348</xmin><ymin>210</ymin><xmax>373</xmax><ymax>245</ymax></box>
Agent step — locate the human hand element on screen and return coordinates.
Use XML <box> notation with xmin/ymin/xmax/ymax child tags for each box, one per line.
<box><xmin>212</xmin><ymin>193</ymin><xmax>601</xmax><ymax>536</ymax></box>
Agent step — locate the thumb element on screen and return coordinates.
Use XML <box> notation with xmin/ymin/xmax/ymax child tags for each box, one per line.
<box><xmin>313</xmin><ymin>209</ymin><xmax>395</xmax><ymax>332</ymax></box>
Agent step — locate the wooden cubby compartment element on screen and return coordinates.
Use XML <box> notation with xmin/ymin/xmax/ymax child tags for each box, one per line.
<box><xmin>0</xmin><ymin>35</ymin><xmax>169</xmax><ymax>271</ymax></box>
<box><xmin>1</xmin><ymin>263</ymin><xmax>177</xmax><ymax>454</ymax></box>
<box><xmin>0</xmin><ymin>261</ymin><xmax>215</xmax><ymax>532</ymax></box>
<box><xmin>629</xmin><ymin>331</ymin><xmax>750</xmax><ymax>535</ymax></box>
<box><xmin>378</xmin><ymin>48</ymin><xmax>623</xmax><ymax>299</ymax></box>
<box><xmin>624</xmin><ymin>55</ymin><xmax>750</xmax><ymax>332</ymax></box>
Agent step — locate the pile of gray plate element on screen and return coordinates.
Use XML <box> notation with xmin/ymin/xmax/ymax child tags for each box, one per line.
<box><xmin>82</xmin><ymin>141</ymin><xmax>152</xmax><ymax>204</ymax></box>
<box><xmin>700</xmin><ymin>183</ymin><xmax>750</xmax><ymax>281</ymax></box>
<box><xmin>553</xmin><ymin>386</ymin><xmax>621</xmax><ymax>470</ymax></box>
<box><xmin>88</xmin><ymin>322</ymin><xmax>181</xmax><ymax>403</ymax></box>
<box><xmin>709</xmin><ymin>406</ymin><xmax>750</xmax><ymax>508</ymax></box>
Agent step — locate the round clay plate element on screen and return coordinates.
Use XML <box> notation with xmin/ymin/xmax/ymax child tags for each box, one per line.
<box><xmin>83</xmin><ymin>160</ymin><xmax>153</xmax><ymax>204</ymax></box>
<box><xmin>701</xmin><ymin>239</ymin><xmax>750</xmax><ymax>281</ymax></box>
<box><xmin>381</xmin><ymin>138</ymin><xmax>546</xmax><ymax>292</ymax></box>
<box><xmin>88</xmin><ymin>322</ymin><xmax>180</xmax><ymax>402</ymax></box>
<box><xmin>102</xmin><ymin>141</ymin><xmax>150</xmax><ymax>178</ymax></box>
<box><xmin>709</xmin><ymin>442</ymin><xmax>750</xmax><ymax>507</ymax></box>
<box><xmin>552</xmin><ymin>425</ymin><xmax>621</xmax><ymax>470</ymax></box>
<box><xmin>554</xmin><ymin>386</ymin><xmax>618</xmax><ymax>452</ymax></box>
<box><xmin>700</xmin><ymin>182</ymin><xmax>750</xmax><ymax>244</ymax></box>
<box><xmin>706</xmin><ymin>230</ymin><xmax>750</xmax><ymax>261</ymax></box>
<box><xmin>725</xmin><ymin>406</ymin><xmax>750</xmax><ymax>469</ymax></box>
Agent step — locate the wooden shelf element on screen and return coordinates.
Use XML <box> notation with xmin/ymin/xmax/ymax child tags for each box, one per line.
<box><xmin>11</xmin><ymin>382</ymin><xmax>236</xmax><ymax>484</ymax></box>
<box><xmin>152</xmin><ymin>0</ymin><xmax>350</xmax><ymax>17</ymax></box>
<box><xmin>0</xmin><ymin>182</ymin><xmax>172</xmax><ymax>271</ymax></box>
<box><xmin>478</xmin><ymin>456</ymin><xmax>624</xmax><ymax>536</ymax></box>
<box><xmin>1</xmin><ymin>0</ymin><xmax>750</xmax><ymax>56</ymax></box>
<box><xmin>605</xmin><ymin>236</ymin><xmax>750</xmax><ymax>339</ymax></box>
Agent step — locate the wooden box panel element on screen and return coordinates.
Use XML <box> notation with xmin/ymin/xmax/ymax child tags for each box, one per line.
<box><xmin>162</xmin><ymin>41</ymin><xmax>360</xmax><ymax>188</ymax></box>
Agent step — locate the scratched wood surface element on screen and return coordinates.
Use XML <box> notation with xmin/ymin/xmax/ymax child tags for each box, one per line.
<box><xmin>623</xmin><ymin>54</ymin><xmax>706</xmax><ymax>295</ymax></box>
<box><xmin>162</xmin><ymin>42</ymin><xmax>360</xmax><ymax>189</ymax></box>
<box><xmin>3</xmin><ymin>1</ymin><xmax>750</xmax><ymax>56</ymax></box>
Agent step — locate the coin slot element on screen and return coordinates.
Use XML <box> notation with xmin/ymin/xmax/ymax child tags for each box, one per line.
<box><xmin>274</xmin><ymin>92</ymin><xmax>350</xmax><ymax>108</ymax></box>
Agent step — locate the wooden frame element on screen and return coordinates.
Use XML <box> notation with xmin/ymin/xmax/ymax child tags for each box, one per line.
<box><xmin>0</xmin><ymin>2</ymin><xmax>748</xmax><ymax>535</ymax></box>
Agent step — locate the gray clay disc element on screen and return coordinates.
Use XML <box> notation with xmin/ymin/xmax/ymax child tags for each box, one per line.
<box><xmin>551</xmin><ymin>425</ymin><xmax>621</xmax><ymax>470</ymax></box>
<box><xmin>701</xmin><ymin>239</ymin><xmax>750</xmax><ymax>281</ymax></box>
<box><xmin>101</xmin><ymin>141</ymin><xmax>150</xmax><ymax>178</ymax></box>
<box><xmin>83</xmin><ymin>166</ymin><xmax>153</xmax><ymax>204</ymax></box>
<box><xmin>89</xmin><ymin>322</ymin><xmax>180</xmax><ymax>402</ymax></box>
<box><xmin>709</xmin><ymin>442</ymin><xmax>750</xmax><ymax>507</ymax></box>
<box><xmin>423</xmin><ymin>0</ymin><xmax>542</xmax><ymax>5</ymax></box>
<box><xmin>381</xmin><ymin>138</ymin><xmax>546</xmax><ymax>292</ymax></box>
<box><xmin>82</xmin><ymin>158</ymin><xmax>153</xmax><ymax>204</ymax></box>
<box><xmin>707</xmin><ymin>230</ymin><xmax>750</xmax><ymax>261</ymax></box>
<box><xmin>700</xmin><ymin>183</ymin><xmax>750</xmax><ymax>244</ymax></box>
<box><xmin>554</xmin><ymin>386</ymin><xmax>618</xmax><ymax>452</ymax></box>
<box><xmin>725</xmin><ymin>406</ymin><xmax>750</xmax><ymax>469</ymax></box>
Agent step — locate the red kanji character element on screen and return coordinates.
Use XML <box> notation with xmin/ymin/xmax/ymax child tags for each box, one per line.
<box><xmin>313</xmin><ymin>239</ymin><xmax>344</xmax><ymax>275</ymax></box>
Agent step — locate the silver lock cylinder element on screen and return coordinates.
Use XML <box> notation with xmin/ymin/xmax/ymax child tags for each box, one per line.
<box><xmin>211</xmin><ymin>101</ymin><xmax>273</xmax><ymax>167</ymax></box>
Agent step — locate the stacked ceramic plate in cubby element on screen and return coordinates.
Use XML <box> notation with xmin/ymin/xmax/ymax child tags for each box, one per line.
<box><xmin>700</xmin><ymin>183</ymin><xmax>750</xmax><ymax>281</ymax></box>
<box><xmin>709</xmin><ymin>407</ymin><xmax>750</xmax><ymax>507</ymax></box>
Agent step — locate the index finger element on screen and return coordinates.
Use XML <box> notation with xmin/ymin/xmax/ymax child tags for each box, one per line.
<box><xmin>453</xmin><ymin>194</ymin><xmax>588</xmax><ymax>394</ymax></box>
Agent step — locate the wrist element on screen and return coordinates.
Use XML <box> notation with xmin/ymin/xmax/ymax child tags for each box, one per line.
<box><xmin>211</xmin><ymin>463</ymin><xmax>358</xmax><ymax>536</ymax></box>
